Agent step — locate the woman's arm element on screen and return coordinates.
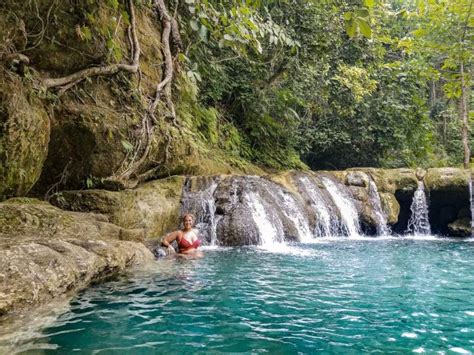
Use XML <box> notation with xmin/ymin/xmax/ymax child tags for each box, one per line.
<box><xmin>161</xmin><ymin>231</ymin><xmax>180</xmax><ymax>247</ymax></box>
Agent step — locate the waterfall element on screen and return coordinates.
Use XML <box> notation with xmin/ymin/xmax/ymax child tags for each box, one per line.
<box><xmin>322</xmin><ymin>177</ymin><xmax>361</xmax><ymax>237</ymax></box>
<box><xmin>368</xmin><ymin>179</ymin><xmax>391</xmax><ymax>236</ymax></box>
<box><xmin>278</xmin><ymin>190</ymin><xmax>313</xmax><ymax>242</ymax></box>
<box><xmin>470</xmin><ymin>177</ymin><xmax>473</xmax><ymax>237</ymax></box>
<box><xmin>406</xmin><ymin>180</ymin><xmax>431</xmax><ymax>235</ymax></box>
<box><xmin>298</xmin><ymin>176</ymin><xmax>338</xmax><ymax>237</ymax></box>
<box><xmin>181</xmin><ymin>179</ymin><xmax>219</xmax><ymax>245</ymax></box>
<box><xmin>246</xmin><ymin>191</ymin><xmax>283</xmax><ymax>245</ymax></box>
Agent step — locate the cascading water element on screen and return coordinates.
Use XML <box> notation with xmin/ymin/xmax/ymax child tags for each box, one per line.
<box><xmin>298</xmin><ymin>176</ymin><xmax>338</xmax><ymax>237</ymax></box>
<box><xmin>406</xmin><ymin>180</ymin><xmax>431</xmax><ymax>235</ymax></box>
<box><xmin>368</xmin><ymin>179</ymin><xmax>391</xmax><ymax>236</ymax></box>
<box><xmin>277</xmin><ymin>190</ymin><xmax>313</xmax><ymax>242</ymax></box>
<box><xmin>181</xmin><ymin>179</ymin><xmax>219</xmax><ymax>245</ymax></box>
<box><xmin>321</xmin><ymin>177</ymin><xmax>361</xmax><ymax>237</ymax></box>
<box><xmin>245</xmin><ymin>191</ymin><xmax>282</xmax><ymax>245</ymax></box>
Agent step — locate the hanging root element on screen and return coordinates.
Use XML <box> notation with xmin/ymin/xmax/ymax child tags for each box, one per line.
<box><xmin>107</xmin><ymin>0</ymin><xmax>182</xmax><ymax>186</ymax></box>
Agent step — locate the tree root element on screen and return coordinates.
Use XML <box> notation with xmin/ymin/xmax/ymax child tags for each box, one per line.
<box><xmin>41</xmin><ymin>0</ymin><xmax>140</xmax><ymax>92</ymax></box>
<box><xmin>107</xmin><ymin>0</ymin><xmax>182</xmax><ymax>185</ymax></box>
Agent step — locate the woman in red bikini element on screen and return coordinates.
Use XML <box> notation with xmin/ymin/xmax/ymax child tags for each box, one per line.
<box><xmin>161</xmin><ymin>213</ymin><xmax>202</xmax><ymax>255</ymax></box>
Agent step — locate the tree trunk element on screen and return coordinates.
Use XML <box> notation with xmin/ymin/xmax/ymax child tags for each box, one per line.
<box><xmin>459</xmin><ymin>60</ymin><xmax>471</xmax><ymax>168</ymax></box>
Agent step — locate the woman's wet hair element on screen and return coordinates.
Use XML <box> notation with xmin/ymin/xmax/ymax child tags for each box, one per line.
<box><xmin>182</xmin><ymin>213</ymin><xmax>195</xmax><ymax>222</ymax></box>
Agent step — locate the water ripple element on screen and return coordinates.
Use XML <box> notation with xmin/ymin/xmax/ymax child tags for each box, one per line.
<box><xmin>2</xmin><ymin>240</ymin><xmax>474</xmax><ymax>353</ymax></box>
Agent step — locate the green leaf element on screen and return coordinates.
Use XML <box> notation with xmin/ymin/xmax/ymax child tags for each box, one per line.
<box><xmin>190</xmin><ymin>20</ymin><xmax>199</xmax><ymax>31</ymax></box>
<box><xmin>199</xmin><ymin>25</ymin><xmax>208</xmax><ymax>42</ymax></box>
<box><xmin>345</xmin><ymin>18</ymin><xmax>357</xmax><ymax>38</ymax></box>
<box><xmin>344</xmin><ymin>12</ymin><xmax>352</xmax><ymax>21</ymax></box>
<box><xmin>364</xmin><ymin>0</ymin><xmax>375</xmax><ymax>8</ymax></box>
<box><xmin>121</xmin><ymin>140</ymin><xmax>134</xmax><ymax>152</ymax></box>
<box><xmin>357</xmin><ymin>18</ymin><xmax>372</xmax><ymax>38</ymax></box>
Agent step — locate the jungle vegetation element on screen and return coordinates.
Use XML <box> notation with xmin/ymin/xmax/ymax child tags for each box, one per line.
<box><xmin>1</xmin><ymin>0</ymin><xmax>472</xmax><ymax>181</ymax></box>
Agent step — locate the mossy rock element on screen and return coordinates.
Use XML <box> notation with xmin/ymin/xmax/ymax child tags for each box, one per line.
<box><xmin>367</xmin><ymin>168</ymin><xmax>418</xmax><ymax>194</ymax></box>
<box><xmin>379</xmin><ymin>192</ymin><xmax>400</xmax><ymax>225</ymax></box>
<box><xmin>0</xmin><ymin>72</ymin><xmax>50</xmax><ymax>201</ymax></box>
<box><xmin>424</xmin><ymin>168</ymin><xmax>470</xmax><ymax>193</ymax></box>
<box><xmin>51</xmin><ymin>176</ymin><xmax>186</xmax><ymax>238</ymax></box>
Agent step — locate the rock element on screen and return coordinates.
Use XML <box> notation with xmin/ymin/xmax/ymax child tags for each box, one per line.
<box><xmin>0</xmin><ymin>199</ymin><xmax>154</xmax><ymax>316</ymax></box>
<box><xmin>424</xmin><ymin>168</ymin><xmax>470</xmax><ymax>193</ymax></box>
<box><xmin>0</xmin><ymin>73</ymin><xmax>50</xmax><ymax>201</ymax></box>
<box><xmin>51</xmin><ymin>176</ymin><xmax>186</xmax><ymax>239</ymax></box>
<box><xmin>448</xmin><ymin>218</ymin><xmax>471</xmax><ymax>237</ymax></box>
<box><xmin>379</xmin><ymin>193</ymin><xmax>400</xmax><ymax>225</ymax></box>
<box><xmin>424</xmin><ymin>168</ymin><xmax>470</xmax><ymax>235</ymax></box>
<box><xmin>368</xmin><ymin>168</ymin><xmax>418</xmax><ymax>194</ymax></box>
<box><xmin>346</xmin><ymin>171</ymin><xmax>370</xmax><ymax>188</ymax></box>
<box><xmin>415</xmin><ymin>168</ymin><xmax>426</xmax><ymax>181</ymax></box>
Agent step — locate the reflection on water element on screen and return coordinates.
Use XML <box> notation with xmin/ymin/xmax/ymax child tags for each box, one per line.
<box><xmin>2</xmin><ymin>237</ymin><xmax>474</xmax><ymax>354</ymax></box>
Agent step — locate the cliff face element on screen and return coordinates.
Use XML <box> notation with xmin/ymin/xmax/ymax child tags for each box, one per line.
<box><xmin>0</xmin><ymin>0</ymin><xmax>260</xmax><ymax>202</ymax></box>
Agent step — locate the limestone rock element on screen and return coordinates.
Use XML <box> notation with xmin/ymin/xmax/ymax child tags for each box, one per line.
<box><xmin>379</xmin><ymin>193</ymin><xmax>400</xmax><ymax>225</ymax></box>
<box><xmin>346</xmin><ymin>171</ymin><xmax>370</xmax><ymax>188</ymax></box>
<box><xmin>51</xmin><ymin>176</ymin><xmax>186</xmax><ymax>238</ymax></box>
<box><xmin>424</xmin><ymin>168</ymin><xmax>470</xmax><ymax>193</ymax></box>
<box><xmin>0</xmin><ymin>199</ymin><xmax>154</xmax><ymax>316</ymax></box>
<box><xmin>0</xmin><ymin>73</ymin><xmax>50</xmax><ymax>201</ymax></box>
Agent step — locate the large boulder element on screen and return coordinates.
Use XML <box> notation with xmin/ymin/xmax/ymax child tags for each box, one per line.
<box><xmin>0</xmin><ymin>199</ymin><xmax>154</xmax><ymax>316</ymax></box>
<box><xmin>425</xmin><ymin>168</ymin><xmax>471</xmax><ymax>235</ymax></box>
<box><xmin>51</xmin><ymin>176</ymin><xmax>186</xmax><ymax>238</ymax></box>
<box><xmin>0</xmin><ymin>72</ymin><xmax>50</xmax><ymax>201</ymax></box>
<box><xmin>424</xmin><ymin>168</ymin><xmax>470</xmax><ymax>192</ymax></box>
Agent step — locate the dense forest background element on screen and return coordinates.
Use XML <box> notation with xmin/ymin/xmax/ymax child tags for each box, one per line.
<box><xmin>0</xmin><ymin>0</ymin><xmax>472</xmax><ymax>198</ymax></box>
<box><xmin>178</xmin><ymin>0</ymin><xmax>473</xmax><ymax>170</ymax></box>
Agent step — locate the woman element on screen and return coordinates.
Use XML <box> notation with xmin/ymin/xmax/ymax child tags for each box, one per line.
<box><xmin>161</xmin><ymin>213</ymin><xmax>202</xmax><ymax>255</ymax></box>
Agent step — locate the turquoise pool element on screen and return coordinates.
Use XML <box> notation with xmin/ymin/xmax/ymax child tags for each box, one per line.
<box><xmin>11</xmin><ymin>238</ymin><xmax>474</xmax><ymax>353</ymax></box>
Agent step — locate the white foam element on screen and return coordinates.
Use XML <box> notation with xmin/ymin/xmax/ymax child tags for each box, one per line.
<box><xmin>449</xmin><ymin>348</ymin><xmax>470</xmax><ymax>354</ymax></box>
<box><xmin>413</xmin><ymin>347</ymin><xmax>425</xmax><ymax>353</ymax></box>
<box><xmin>402</xmin><ymin>332</ymin><xmax>418</xmax><ymax>339</ymax></box>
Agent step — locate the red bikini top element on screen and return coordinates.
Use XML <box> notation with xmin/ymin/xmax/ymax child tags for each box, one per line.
<box><xmin>177</xmin><ymin>232</ymin><xmax>201</xmax><ymax>252</ymax></box>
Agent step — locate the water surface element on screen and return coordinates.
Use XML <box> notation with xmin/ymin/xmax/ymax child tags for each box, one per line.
<box><xmin>7</xmin><ymin>238</ymin><xmax>474</xmax><ymax>354</ymax></box>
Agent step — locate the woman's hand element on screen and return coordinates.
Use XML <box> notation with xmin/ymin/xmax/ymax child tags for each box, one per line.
<box><xmin>166</xmin><ymin>245</ymin><xmax>176</xmax><ymax>255</ymax></box>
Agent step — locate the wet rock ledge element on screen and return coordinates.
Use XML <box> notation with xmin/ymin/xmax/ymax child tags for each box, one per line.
<box><xmin>0</xmin><ymin>198</ymin><xmax>154</xmax><ymax>317</ymax></box>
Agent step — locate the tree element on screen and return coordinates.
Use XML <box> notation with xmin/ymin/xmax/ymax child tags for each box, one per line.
<box><xmin>400</xmin><ymin>0</ymin><xmax>473</xmax><ymax>167</ymax></box>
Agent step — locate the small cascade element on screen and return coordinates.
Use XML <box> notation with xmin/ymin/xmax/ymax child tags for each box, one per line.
<box><xmin>278</xmin><ymin>190</ymin><xmax>313</xmax><ymax>242</ymax></box>
<box><xmin>368</xmin><ymin>179</ymin><xmax>391</xmax><ymax>236</ymax></box>
<box><xmin>245</xmin><ymin>191</ymin><xmax>283</xmax><ymax>245</ymax></box>
<box><xmin>470</xmin><ymin>177</ymin><xmax>473</xmax><ymax>237</ymax></box>
<box><xmin>322</xmin><ymin>177</ymin><xmax>361</xmax><ymax>237</ymax></box>
<box><xmin>298</xmin><ymin>176</ymin><xmax>338</xmax><ymax>237</ymax></box>
<box><xmin>181</xmin><ymin>179</ymin><xmax>219</xmax><ymax>245</ymax></box>
<box><xmin>406</xmin><ymin>180</ymin><xmax>431</xmax><ymax>235</ymax></box>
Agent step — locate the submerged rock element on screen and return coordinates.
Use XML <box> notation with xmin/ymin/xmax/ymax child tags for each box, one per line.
<box><xmin>0</xmin><ymin>199</ymin><xmax>154</xmax><ymax>316</ymax></box>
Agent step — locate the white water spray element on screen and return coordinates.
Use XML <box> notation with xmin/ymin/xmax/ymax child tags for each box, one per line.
<box><xmin>278</xmin><ymin>190</ymin><xmax>313</xmax><ymax>242</ymax></box>
<box><xmin>407</xmin><ymin>180</ymin><xmax>431</xmax><ymax>235</ymax></box>
<box><xmin>322</xmin><ymin>177</ymin><xmax>361</xmax><ymax>237</ymax></box>
<box><xmin>298</xmin><ymin>176</ymin><xmax>338</xmax><ymax>237</ymax></box>
<box><xmin>368</xmin><ymin>179</ymin><xmax>391</xmax><ymax>236</ymax></box>
<box><xmin>246</xmin><ymin>191</ymin><xmax>281</xmax><ymax>245</ymax></box>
